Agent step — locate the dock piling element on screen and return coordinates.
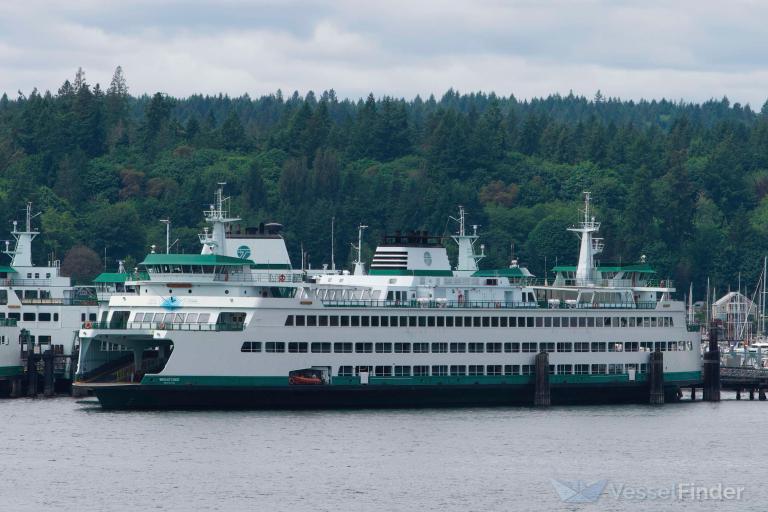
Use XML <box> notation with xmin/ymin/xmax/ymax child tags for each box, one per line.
<box><xmin>9</xmin><ymin>376</ymin><xmax>22</xmax><ymax>398</ymax></box>
<box><xmin>43</xmin><ymin>349</ymin><xmax>54</xmax><ymax>397</ymax></box>
<box><xmin>649</xmin><ymin>350</ymin><xmax>664</xmax><ymax>405</ymax></box>
<box><xmin>534</xmin><ymin>351</ymin><xmax>550</xmax><ymax>407</ymax></box>
<box><xmin>703</xmin><ymin>322</ymin><xmax>721</xmax><ymax>402</ymax></box>
<box><xmin>760</xmin><ymin>389</ymin><xmax>766</xmax><ymax>401</ymax></box>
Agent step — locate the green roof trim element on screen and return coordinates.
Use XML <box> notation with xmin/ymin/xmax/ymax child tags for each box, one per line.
<box><xmin>93</xmin><ymin>272</ymin><xmax>149</xmax><ymax>283</ymax></box>
<box><xmin>553</xmin><ymin>264</ymin><xmax>656</xmax><ymax>274</ymax></box>
<box><xmin>140</xmin><ymin>254</ymin><xmax>254</xmax><ymax>267</ymax></box>
<box><xmin>0</xmin><ymin>266</ymin><xmax>17</xmax><ymax>273</ymax></box>
<box><xmin>472</xmin><ymin>268</ymin><xmax>534</xmax><ymax>278</ymax></box>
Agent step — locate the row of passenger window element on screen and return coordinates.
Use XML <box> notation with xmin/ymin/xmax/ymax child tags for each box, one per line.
<box><xmin>336</xmin><ymin>363</ymin><xmax>648</xmax><ymax>377</ymax></box>
<box><xmin>0</xmin><ymin>312</ymin><xmax>60</xmax><ymax>322</ymax></box>
<box><xmin>241</xmin><ymin>340</ymin><xmax>693</xmax><ymax>353</ymax></box>
<box><xmin>286</xmin><ymin>314</ymin><xmax>675</xmax><ymax>328</ymax></box>
<box><xmin>133</xmin><ymin>312</ymin><xmax>212</xmax><ymax>323</ymax></box>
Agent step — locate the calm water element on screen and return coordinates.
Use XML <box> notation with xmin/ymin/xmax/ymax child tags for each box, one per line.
<box><xmin>0</xmin><ymin>393</ymin><xmax>764</xmax><ymax>511</ymax></box>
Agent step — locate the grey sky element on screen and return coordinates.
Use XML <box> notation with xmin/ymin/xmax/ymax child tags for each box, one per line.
<box><xmin>2</xmin><ymin>0</ymin><xmax>767</xmax><ymax>106</ymax></box>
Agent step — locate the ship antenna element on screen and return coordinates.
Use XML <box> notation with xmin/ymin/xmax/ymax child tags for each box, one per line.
<box><xmin>331</xmin><ymin>216</ymin><xmax>335</xmax><ymax>271</ymax></box>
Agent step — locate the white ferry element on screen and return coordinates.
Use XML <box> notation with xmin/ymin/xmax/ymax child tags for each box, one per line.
<box><xmin>74</xmin><ymin>189</ymin><xmax>702</xmax><ymax>409</ymax></box>
<box><xmin>1</xmin><ymin>204</ymin><xmax>99</xmax><ymax>389</ymax></box>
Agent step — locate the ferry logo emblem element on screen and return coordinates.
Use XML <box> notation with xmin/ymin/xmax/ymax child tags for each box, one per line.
<box><xmin>423</xmin><ymin>251</ymin><xmax>432</xmax><ymax>266</ymax></box>
<box><xmin>551</xmin><ymin>479</ymin><xmax>607</xmax><ymax>503</ymax></box>
<box><xmin>237</xmin><ymin>245</ymin><xmax>251</xmax><ymax>259</ymax></box>
<box><xmin>161</xmin><ymin>296</ymin><xmax>181</xmax><ymax>311</ymax></box>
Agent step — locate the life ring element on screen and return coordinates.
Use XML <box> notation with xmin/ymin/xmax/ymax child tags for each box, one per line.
<box><xmin>84</xmin><ymin>321</ymin><xmax>92</xmax><ymax>329</ymax></box>
<box><xmin>278</xmin><ymin>274</ymin><xmax>286</xmax><ymax>282</ymax></box>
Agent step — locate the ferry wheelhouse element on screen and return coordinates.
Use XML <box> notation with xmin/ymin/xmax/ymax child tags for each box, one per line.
<box><xmin>75</xmin><ymin>189</ymin><xmax>701</xmax><ymax>409</ymax></box>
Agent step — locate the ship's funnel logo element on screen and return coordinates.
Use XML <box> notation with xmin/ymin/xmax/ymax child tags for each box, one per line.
<box><xmin>161</xmin><ymin>296</ymin><xmax>181</xmax><ymax>311</ymax></box>
<box><xmin>551</xmin><ymin>479</ymin><xmax>607</xmax><ymax>503</ymax></box>
<box><xmin>237</xmin><ymin>245</ymin><xmax>251</xmax><ymax>259</ymax></box>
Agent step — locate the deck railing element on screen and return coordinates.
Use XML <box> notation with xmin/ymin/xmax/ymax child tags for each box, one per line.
<box><xmin>82</xmin><ymin>321</ymin><xmax>245</xmax><ymax>331</ymax></box>
<box><xmin>320</xmin><ymin>299</ymin><xmax>659</xmax><ymax>310</ymax></box>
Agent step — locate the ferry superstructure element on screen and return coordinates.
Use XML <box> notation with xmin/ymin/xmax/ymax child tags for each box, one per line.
<box><xmin>0</xmin><ymin>204</ymin><xmax>99</xmax><ymax>387</ymax></box>
<box><xmin>75</xmin><ymin>189</ymin><xmax>702</xmax><ymax>409</ymax></box>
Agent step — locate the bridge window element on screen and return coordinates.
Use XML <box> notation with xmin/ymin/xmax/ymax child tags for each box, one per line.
<box><xmin>436</xmin><ymin>316</ymin><xmax>444</xmax><ymax>327</ymax></box>
<box><xmin>351</xmin><ymin>316</ymin><xmax>360</xmax><ymax>327</ymax></box>
<box><xmin>521</xmin><ymin>342</ymin><xmax>537</xmax><ymax>353</ymax></box>
<box><xmin>500</xmin><ymin>317</ymin><xmax>507</xmax><ymax>327</ymax></box>
<box><xmin>306</xmin><ymin>315</ymin><xmax>317</xmax><ymax>327</ymax></box>
<box><xmin>482</xmin><ymin>317</ymin><xmax>490</xmax><ymax>327</ymax></box>
<box><xmin>198</xmin><ymin>313</ymin><xmax>210</xmax><ymax>323</ymax></box>
<box><xmin>395</xmin><ymin>343</ymin><xmax>410</xmax><ymax>353</ymax></box>
<box><xmin>535</xmin><ymin>317</ymin><xmax>543</xmax><ymax>327</ymax></box>
<box><xmin>413</xmin><ymin>343</ymin><xmax>429</xmax><ymax>353</ymax></box>
<box><xmin>504</xmin><ymin>342</ymin><xmax>520</xmax><ymax>353</ymax></box>
<box><xmin>509</xmin><ymin>317</ymin><xmax>517</xmax><ymax>327</ymax></box>
<box><xmin>186</xmin><ymin>313</ymin><xmax>199</xmax><ymax>323</ymax></box>
<box><xmin>574</xmin><ymin>342</ymin><xmax>589</xmax><ymax>352</ymax></box>
<box><xmin>557</xmin><ymin>342</ymin><xmax>572</xmax><ymax>352</ymax></box>
<box><xmin>311</xmin><ymin>342</ymin><xmax>331</xmax><ymax>353</ymax></box>
<box><xmin>39</xmin><ymin>313</ymin><xmax>51</xmax><ymax>322</ymax></box>
<box><xmin>625</xmin><ymin>342</ymin><xmax>639</xmax><ymax>352</ymax></box>
<box><xmin>450</xmin><ymin>342</ymin><xmax>466</xmax><ymax>353</ymax></box>
<box><xmin>361</xmin><ymin>316</ymin><xmax>369</xmax><ymax>327</ymax></box>
<box><xmin>454</xmin><ymin>317</ymin><xmax>463</xmax><ymax>327</ymax></box>
<box><xmin>330</xmin><ymin>316</ymin><xmax>339</xmax><ymax>326</ymax></box>
<box><xmin>591</xmin><ymin>342</ymin><xmax>606</xmax><ymax>352</ymax></box>
<box><xmin>295</xmin><ymin>315</ymin><xmax>305</xmax><ymax>326</ymax></box>
<box><xmin>487</xmin><ymin>342</ymin><xmax>502</xmax><ymax>353</ymax></box>
<box><xmin>527</xmin><ymin>317</ymin><xmax>534</xmax><ymax>327</ymax></box>
<box><xmin>380</xmin><ymin>316</ymin><xmax>388</xmax><ymax>327</ymax></box>
<box><xmin>370</xmin><ymin>316</ymin><xmax>379</xmax><ymax>327</ymax></box>
<box><xmin>375</xmin><ymin>343</ymin><xmax>392</xmax><ymax>353</ymax></box>
<box><xmin>319</xmin><ymin>316</ymin><xmax>328</xmax><ymax>326</ymax></box>
<box><xmin>541</xmin><ymin>342</ymin><xmax>555</xmax><ymax>352</ymax></box>
<box><xmin>340</xmin><ymin>316</ymin><xmax>349</xmax><ymax>327</ymax></box>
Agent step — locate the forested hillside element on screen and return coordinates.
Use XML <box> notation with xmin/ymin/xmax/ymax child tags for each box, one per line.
<box><xmin>1</xmin><ymin>66</ymin><xmax>768</xmax><ymax>297</ymax></box>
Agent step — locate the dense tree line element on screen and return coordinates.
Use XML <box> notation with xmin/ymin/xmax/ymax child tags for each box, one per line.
<box><xmin>1</xmin><ymin>67</ymin><xmax>767</xmax><ymax>297</ymax></box>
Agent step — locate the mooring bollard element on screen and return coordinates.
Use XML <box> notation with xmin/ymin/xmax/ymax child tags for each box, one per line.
<box><xmin>749</xmin><ymin>389</ymin><xmax>755</xmax><ymax>400</ymax></box>
<box><xmin>534</xmin><ymin>351</ymin><xmax>550</xmax><ymax>407</ymax></box>
<box><xmin>759</xmin><ymin>388</ymin><xmax>766</xmax><ymax>401</ymax></box>
<box><xmin>649</xmin><ymin>350</ymin><xmax>664</xmax><ymax>405</ymax></box>
<box><xmin>736</xmin><ymin>389</ymin><xmax>741</xmax><ymax>400</ymax></box>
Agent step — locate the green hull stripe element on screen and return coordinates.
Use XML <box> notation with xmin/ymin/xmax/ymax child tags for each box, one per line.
<box><xmin>250</xmin><ymin>264</ymin><xmax>292</xmax><ymax>270</ymax></box>
<box><xmin>141</xmin><ymin>371</ymin><xmax>701</xmax><ymax>387</ymax></box>
<box><xmin>368</xmin><ymin>269</ymin><xmax>454</xmax><ymax>276</ymax></box>
<box><xmin>0</xmin><ymin>366</ymin><xmax>23</xmax><ymax>377</ymax></box>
